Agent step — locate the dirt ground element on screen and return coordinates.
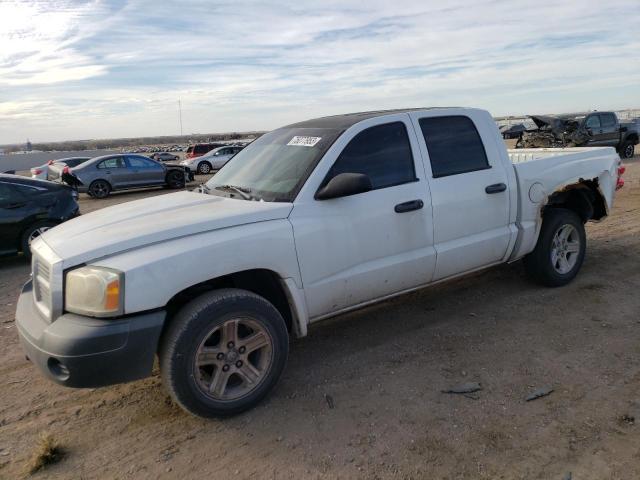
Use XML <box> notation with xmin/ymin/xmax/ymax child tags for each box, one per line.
<box><xmin>1</xmin><ymin>157</ymin><xmax>639</xmax><ymax>480</ymax></box>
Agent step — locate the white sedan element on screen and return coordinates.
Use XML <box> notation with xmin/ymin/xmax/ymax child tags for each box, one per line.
<box><xmin>180</xmin><ymin>146</ymin><xmax>243</xmax><ymax>174</ymax></box>
<box><xmin>30</xmin><ymin>157</ymin><xmax>91</xmax><ymax>180</ymax></box>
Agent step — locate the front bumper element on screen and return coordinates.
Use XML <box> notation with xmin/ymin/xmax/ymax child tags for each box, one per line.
<box><xmin>16</xmin><ymin>280</ymin><xmax>165</xmax><ymax>388</ymax></box>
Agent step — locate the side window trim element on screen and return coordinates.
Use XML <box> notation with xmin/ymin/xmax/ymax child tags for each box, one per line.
<box><xmin>320</xmin><ymin>121</ymin><xmax>418</xmax><ymax>193</ymax></box>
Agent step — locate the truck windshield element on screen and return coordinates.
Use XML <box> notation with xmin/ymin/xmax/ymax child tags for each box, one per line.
<box><xmin>205</xmin><ymin>127</ymin><xmax>342</xmax><ymax>202</ymax></box>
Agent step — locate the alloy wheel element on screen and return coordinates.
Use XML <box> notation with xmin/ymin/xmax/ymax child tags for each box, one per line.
<box><xmin>193</xmin><ymin>318</ymin><xmax>274</xmax><ymax>401</ymax></box>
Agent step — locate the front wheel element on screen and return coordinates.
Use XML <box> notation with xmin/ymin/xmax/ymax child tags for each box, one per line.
<box><xmin>197</xmin><ymin>161</ymin><xmax>212</xmax><ymax>174</ymax></box>
<box><xmin>21</xmin><ymin>221</ymin><xmax>56</xmax><ymax>260</ymax></box>
<box><xmin>160</xmin><ymin>289</ymin><xmax>289</xmax><ymax>417</ymax></box>
<box><xmin>166</xmin><ymin>170</ymin><xmax>185</xmax><ymax>189</ymax></box>
<box><xmin>523</xmin><ymin>208</ymin><xmax>586</xmax><ymax>287</ymax></box>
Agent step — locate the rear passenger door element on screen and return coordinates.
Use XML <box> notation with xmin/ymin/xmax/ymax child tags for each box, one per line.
<box><xmin>97</xmin><ymin>156</ymin><xmax>130</xmax><ymax>188</ymax></box>
<box><xmin>409</xmin><ymin>110</ymin><xmax>513</xmax><ymax>280</ymax></box>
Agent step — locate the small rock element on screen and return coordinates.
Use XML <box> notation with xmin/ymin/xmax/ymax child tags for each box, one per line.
<box><xmin>325</xmin><ymin>394</ymin><xmax>335</xmax><ymax>409</ymax></box>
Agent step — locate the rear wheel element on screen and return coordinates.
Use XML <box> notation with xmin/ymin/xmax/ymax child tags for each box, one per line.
<box><xmin>620</xmin><ymin>141</ymin><xmax>635</xmax><ymax>159</ymax></box>
<box><xmin>88</xmin><ymin>180</ymin><xmax>111</xmax><ymax>198</ymax></box>
<box><xmin>21</xmin><ymin>221</ymin><xmax>56</xmax><ymax>260</ymax></box>
<box><xmin>197</xmin><ymin>162</ymin><xmax>212</xmax><ymax>174</ymax></box>
<box><xmin>523</xmin><ymin>208</ymin><xmax>586</xmax><ymax>287</ymax></box>
<box><xmin>160</xmin><ymin>289</ymin><xmax>289</xmax><ymax>417</ymax></box>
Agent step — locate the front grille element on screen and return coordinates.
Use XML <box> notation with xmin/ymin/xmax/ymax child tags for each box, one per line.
<box><xmin>33</xmin><ymin>254</ymin><xmax>53</xmax><ymax>321</ymax></box>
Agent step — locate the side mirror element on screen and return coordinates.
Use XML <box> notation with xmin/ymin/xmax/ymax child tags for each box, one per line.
<box><xmin>620</xmin><ymin>126</ymin><xmax>628</xmax><ymax>133</ymax></box>
<box><xmin>315</xmin><ymin>173</ymin><xmax>373</xmax><ymax>200</ymax></box>
<box><xmin>586</xmin><ymin>128</ymin><xmax>593</xmax><ymax>135</ymax></box>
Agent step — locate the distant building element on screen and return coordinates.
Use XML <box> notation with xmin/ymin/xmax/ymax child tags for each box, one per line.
<box><xmin>25</xmin><ymin>140</ymin><xmax>32</xmax><ymax>152</ymax></box>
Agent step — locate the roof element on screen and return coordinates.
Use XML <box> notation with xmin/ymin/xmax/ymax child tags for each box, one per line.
<box><xmin>283</xmin><ymin>107</ymin><xmax>457</xmax><ymax>130</ymax></box>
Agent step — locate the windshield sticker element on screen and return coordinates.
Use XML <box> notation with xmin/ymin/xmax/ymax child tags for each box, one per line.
<box><xmin>287</xmin><ymin>136</ymin><xmax>322</xmax><ymax>147</ymax></box>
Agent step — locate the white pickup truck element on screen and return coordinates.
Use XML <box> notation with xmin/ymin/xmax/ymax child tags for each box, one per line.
<box><xmin>16</xmin><ymin>108</ymin><xmax>623</xmax><ymax>418</ymax></box>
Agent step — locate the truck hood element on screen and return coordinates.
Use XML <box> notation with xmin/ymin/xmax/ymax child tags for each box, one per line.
<box><xmin>40</xmin><ymin>190</ymin><xmax>293</xmax><ymax>267</ymax></box>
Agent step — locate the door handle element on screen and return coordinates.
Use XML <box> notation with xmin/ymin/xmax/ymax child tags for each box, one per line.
<box><xmin>395</xmin><ymin>199</ymin><xmax>424</xmax><ymax>213</ymax></box>
<box><xmin>485</xmin><ymin>183</ymin><xmax>507</xmax><ymax>194</ymax></box>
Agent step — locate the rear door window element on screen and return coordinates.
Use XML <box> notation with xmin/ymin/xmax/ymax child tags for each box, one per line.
<box><xmin>324</xmin><ymin>122</ymin><xmax>416</xmax><ymax>190</ymax></box>
<box><xmin>419</xmin><ymin>116</ymin><xmax>490</xmax><ymax>178</ymax></box>
<box><xmin>600</xmin><ymin>113</ymin><xmax>616</xmax><ymax>128</ymax></box>
<box><xmin>97</xmin><ymin>157</ymin><xmax>125</xmax><ymax>169</ymax></box>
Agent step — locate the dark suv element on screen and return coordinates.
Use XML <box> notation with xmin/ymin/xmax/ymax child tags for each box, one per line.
<box><xmin>0</xmin><ymin>174</ymin><xmax>79</xmax><ymax>259</ymax></box>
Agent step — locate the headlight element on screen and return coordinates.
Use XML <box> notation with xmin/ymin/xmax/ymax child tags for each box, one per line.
<box><xmin>65</xmin><ymin>266</ymin><xmax>124</xmax><ymax>317</ymax></box>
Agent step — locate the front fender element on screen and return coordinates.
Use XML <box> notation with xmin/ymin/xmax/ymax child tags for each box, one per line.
<box><xmin>92</xmin><ymin>220</ymin><xmax>302</xmax><ymax>315</ymax></box>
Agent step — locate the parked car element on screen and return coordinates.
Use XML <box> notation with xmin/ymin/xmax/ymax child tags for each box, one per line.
<box><xmin>180</xmin><ymin>145</ymin><xmax>244</xmax><ymax>174</ymax></box>
<box><xmin>16</xmin><ymin>107</ymin><xmax>622</xmax><ymax>418</ymax></box>
<box><xmin>31</xmin><ymin>157</ymin><xmax>91</xmax><ymax>180</ymax></box>
<box><xmin>150</xmin><ymin>152</ymin><xmax>180</xmax><ymax>162</ymax></box>
<box><xmin>0</xmin><ymin>174</ymin><xmax>79</xmax><ymax>259</ymax></box>
<box><xmin>185</xmin><ymin>143</ymin><xmax>225</xmax><ymax>159</ymax></box>
<box><xmin>517</xmin><ymin>111</ymin><xmax>639</xmax><ymax>158</ymax></box>
<box><xmin>61</xmin><ymin>154</ymin><xmax>194</xmax><ymax>198</ymax></box>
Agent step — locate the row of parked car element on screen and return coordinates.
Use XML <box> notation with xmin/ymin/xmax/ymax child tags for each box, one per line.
<box><xmin>0</xmin><ymin>143</ymin><xmax>249</xmax><ymax>259</ymax></box>
<box><xmin>28</xmin><ymin>144</ymin><xmax>247</xmax><ymax>196</ymax></box>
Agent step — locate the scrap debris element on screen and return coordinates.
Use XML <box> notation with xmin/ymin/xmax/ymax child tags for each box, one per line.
<box><xmin>526</xmin><ymin>386</ymin><xmax>554</xmax><ymax>402</ymax></box>
<box><xmin>441</xmin><ymin>382</ymin><xmax>482</xmax><ymax>395</ymax></box>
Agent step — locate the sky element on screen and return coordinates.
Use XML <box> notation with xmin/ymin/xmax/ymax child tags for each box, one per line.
<box><xmin>1</xmin><ymin>0</ymin><xmax>639</xmax><ymax>144</ymax></box>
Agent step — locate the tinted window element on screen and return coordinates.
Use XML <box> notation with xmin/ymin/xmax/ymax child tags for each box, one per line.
<box><xmin>601</xmin><ymin>114</ymin><xmax>616</xmax><ymax>128</ymax></box>
<box><xmin>97</xmin><ymin>157</ymin><xmax>124</xmax><ymax>169</ymax></box>
<box><xmin>325</xmin><ymin>122</ymin><xmax>415</xmax><ymax>190</ymax></box>
<box><xmin>127</xmin><ymin>156</ymin><xmax>161</xmax><ymax>169</ymax></box>
<box><xmin>194</xmin><ymin>145</ymin><xmax>208</xmax><ymax>154</ymax></box>
<box><xmin>419</xmin><ymin>116</ymin><xmax>489</xmax><ymax>178</ymax></box>
<box><xmin>585</xmin><ymin>115</ymin><xmax>601</xmax><ymax>129</ymax></box>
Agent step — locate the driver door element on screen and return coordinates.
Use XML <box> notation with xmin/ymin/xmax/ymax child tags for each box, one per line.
<box><xmin>289</xmin><ymin>115</ymin><xmax>436</xmax><ymax>320</ymax></box>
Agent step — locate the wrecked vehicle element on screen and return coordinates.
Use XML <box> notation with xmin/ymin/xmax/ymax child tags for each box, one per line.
<box><xmin>517</xmin><ymin>112</ymin><xmax>639</xmax><ymax>158</ymax></box>
<box><xmin>16</xmin><ymin>107</ymin><xmax>623</xmax><ymax>418</ymax></box>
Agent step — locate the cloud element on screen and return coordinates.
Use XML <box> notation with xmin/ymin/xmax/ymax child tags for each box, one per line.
<box><xmin>1</xmin><ymin>0</ymin><xmax>639</xmax><ymax>143</ymax></box>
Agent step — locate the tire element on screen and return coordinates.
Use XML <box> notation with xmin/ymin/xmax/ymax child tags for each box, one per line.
<box><xmin>197</xmin><ymin>161</ymin><xmax>212</xmax><ymax>174</ymax></box>
<box><xmin>523</xmin><ymin>208</ymin><xmax>586</xmax><ymax>287</ymax></box>
<box><xmin>166</xmin><ymin>170</ymin><xmax>185</xmax><ymax>189</ymax></box>
<box><xmin>21</xmin><ymin>221</ymin><xmax>56</xmax><ymax>260</ymax></box>
<box><xmin>160</xmin><ymin>289</ymin><xmax>289</xmax><ymax>418</ymax></box>
<box><xmin>620</xmin><ymin>141</ymin><xmax>635</xmax><ymax>159</ymax></box>
<box><xmin>88</xmin><ymin>179</ymin><xmax>111</xmax><ymax>199</ymax></box>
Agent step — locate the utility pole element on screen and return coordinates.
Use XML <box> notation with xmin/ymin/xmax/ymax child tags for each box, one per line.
<box><xmin>178</xmin><ymin>99</ymin><xmax>183</xmax><ymax>136</ymax></box>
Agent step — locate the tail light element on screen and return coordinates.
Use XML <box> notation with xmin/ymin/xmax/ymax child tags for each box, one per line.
<box><xmin>47</xmin><ymin>159</ymin><xmax>55</xmax><ymax>165</ymax></box>
<box><xmin>63</xmin><ymin>166</ymin><xmax>70</xmax><ymax>174</ymax></box>
<box><xmin>616</xmin><ymin>163</ymin><xmax>625</xmax><ymax>190</ymax></box>
<box><xmin>32</xmin><ymin>168</ymin><xmax>43</xmax><ymax>175</ymax></box>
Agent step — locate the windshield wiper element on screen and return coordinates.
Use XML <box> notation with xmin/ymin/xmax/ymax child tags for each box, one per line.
<box><xmin>215</xmin><ymin>184</ymin><xmax>254</xmax><ymax>200</ymax></box>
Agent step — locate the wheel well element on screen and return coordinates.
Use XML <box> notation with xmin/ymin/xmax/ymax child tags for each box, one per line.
<box><xmin>90</xmin><ymin>178</ymin><xmax>111</xmax><ymax>188</ymax></box>
<box><xmin>624</xmin><ymin>133</ymin><xmax>638</xmax><ymax>144</ymax></box>
<box><xmin>544</xmin><ymin>180</ymin><xmax>606</xmax><ymax>222</ymax></box>
<box><xmin>164</xmin><ymin>269</ymin><xmax>293</xmax><ymax>332</ymax></box>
